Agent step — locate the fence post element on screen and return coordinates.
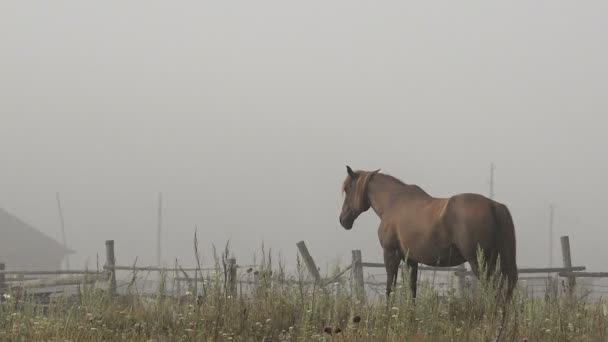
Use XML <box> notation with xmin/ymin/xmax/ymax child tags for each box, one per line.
<box><xmin>352</xmin><ymin>250</ymin><xmax>365</xmax><ymax>302</ymax></box>
<box><xmin>455</xmin><ymin>263</ymin><xmax>466</xmax><ymax>297</ymax></box>
<box><xmin>470</xmin><ymin>265</ymin><xmax>478</xmax><ymax>295</ymax></box>
<box><xmin>296</xmin><ymin>241</ymin><xmax>321</xmax><ymax>283</ymax></box>
<box><xmin>0</xmin><ymin>263</ymin><xmax>5</xmax><ymax>296</ymax></box>
<box><xmin>105</xmin><ymin>240</ymin><xmax>117</xmax><ymax>296</ymax></box>
<box><xmin>560</xmin><ymin>236</ymin><xmax>575</xmax><ymax>294</ymax></box>
<box><xmin>227</xmin><ymin>257</ymin><xmax>237</xmax><ymax>297</ymax></box>
<box><xmin>174</xmin><ymin>262</ymin><xmax>181</xmax><ymax>297</ymax></box>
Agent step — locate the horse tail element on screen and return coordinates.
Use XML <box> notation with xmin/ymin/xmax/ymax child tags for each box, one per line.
<box><xmin>492</xmin><ymin>202</ymin><xmax>518</xmax><ymax>299</ymax></box>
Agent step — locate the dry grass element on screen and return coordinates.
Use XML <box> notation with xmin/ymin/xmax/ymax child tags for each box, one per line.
<box><xmin>1</xmin><ymin>247</ymin><xmax>607</xmax><ymax>341</ymax></box>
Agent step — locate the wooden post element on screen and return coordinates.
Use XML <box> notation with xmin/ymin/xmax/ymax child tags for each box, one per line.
<box><xmin>227</xmin><ymin>258</ymin><xmax>237</xmax><ymax>297</ymax></box>
<box><xmin>470</xmin><ymin>265</ymin><xmax>478</xmax><ymax>295</ymax></box>
<box><xmin>455</xmin><ymin>263</ymin><xmax>466</xmax><ymax>297</ymax></box>
<box><xmin>560</xmin><ymin>236</ymin><xmax>575</xmax><ymax>294</ymax></box>
<box><xmin>0</xmin><ymin>263</ymin><xmax>5</xmax><ymax>296</ymax></box>
<box><xmin>174</xmin><ymin>261</ymin><xmax>181</xmax><ymax>297</ymax></box>
<box><xmin>105</xmin><ymin>240</ymin><xmax>117</xmax><ymax>296</ymax></box>
<box><xmin>334</xmin><ymin>281</ymin><xmax>341</xmax><ymax>315</ymax></box>
<box><xmin>352</xmin><ymin>250</ymin><xmax>365</xmax><ymax>302</ymax></box>
<box><xmin>296</xmin><ymin>241</ymin><xmax>321</xmax><ymax>283</ymax></box>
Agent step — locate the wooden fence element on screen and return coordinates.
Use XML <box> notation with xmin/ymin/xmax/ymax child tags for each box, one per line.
<box><xmin>0</xmin><ymin>235</ymin><xmax>603</xmax><ymax>303</ymax></box>
<box><xmin>295</xmin><ymin>235</ymin><xmax>589</xmax><ymax>301</ymax></box>
<box><xmin>0</xmin><ymin>239</ymin><xmax>261</xmax><ymax>300</ymax></box>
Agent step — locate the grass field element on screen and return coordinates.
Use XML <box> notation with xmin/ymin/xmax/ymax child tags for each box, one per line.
<box><xmin>1</xmin><ymin>250</ymin><xmax>607</xmax><ymax>341</ymax></box>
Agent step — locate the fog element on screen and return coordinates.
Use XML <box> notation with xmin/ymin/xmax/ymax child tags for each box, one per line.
<box><xmin>1</xmin><ymin>1</ymin><xmax>607</xmax><ymax>273</ymax></box>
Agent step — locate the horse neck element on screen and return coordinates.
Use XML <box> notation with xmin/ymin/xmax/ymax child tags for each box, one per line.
<box><xmin>366</xmin><ymin>175</ymin><xmax>429</xmax><ymax>218</ymax></box>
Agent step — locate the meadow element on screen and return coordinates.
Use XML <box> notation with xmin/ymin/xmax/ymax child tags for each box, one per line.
<box><xmin>1</xmin><ymin>248</ymin><xmax>607</xmax><ymax>342</ymax></box>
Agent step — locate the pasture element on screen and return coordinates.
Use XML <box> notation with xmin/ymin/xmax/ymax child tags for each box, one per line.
<box><xmin>1</xmin><ymin>239</ymin><xmax>607</xmax><ymax>341</ymax></box>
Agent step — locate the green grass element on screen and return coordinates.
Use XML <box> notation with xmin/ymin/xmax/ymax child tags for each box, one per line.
<box><xmin>1</xmin><ymin>249</ymin><xmax>607</xmax><ymax>341</ymax></box>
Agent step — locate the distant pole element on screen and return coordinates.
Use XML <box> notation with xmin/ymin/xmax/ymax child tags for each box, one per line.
<box><xmin>489</xmin><ymin>163</ymin><xmax>496</xmax><ymax>200</ymax></box>
<box><xmin>157</xmin><ymin>193</ymin><xmax>162</xmax><ymax>267</ymax></box>
<box><xmin>56</xmin><ymin>192</ymin><xmax>70</xmax><ymax>270</ymax></box>
<box><xmin>549</xmin><ymin>204</ymin><xmax>554</xmax><ymax>267</ymax></box>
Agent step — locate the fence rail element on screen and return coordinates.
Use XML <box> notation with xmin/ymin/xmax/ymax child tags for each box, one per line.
<box><xmin>456</xmin><ymin>266</ymin><xmax>586</xmax><ymax>276</ymax></box>
<box><xmin>11</xmin><ymin>274</ymin><xmax>108</xmax><ymax>289</ymax></box>
<box><xmin>559</xmin><ymin>272</ymin><xmax>608</xmax><ymax>278</ymax></box>
<box><xmin>362</xmin><ymin>262</ymin><xmax>462</xmax><ymax>272</ymax></box>
<box><xmin>0</xmin><ymin>270</ymin><xmax>104</xmax><ymax>276</ymax></box>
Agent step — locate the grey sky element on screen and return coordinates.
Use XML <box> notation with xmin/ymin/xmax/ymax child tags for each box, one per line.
<box><xmin>1</xmin><ymin>1</ymin><xmax>607</xmax><ymax>272</ymax></box>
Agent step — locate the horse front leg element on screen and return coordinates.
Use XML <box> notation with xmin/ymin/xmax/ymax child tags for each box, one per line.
<box><xmin>383</xmin><ymin>248</ymin><xmax>400</xmax><ymax>299</ymax></box>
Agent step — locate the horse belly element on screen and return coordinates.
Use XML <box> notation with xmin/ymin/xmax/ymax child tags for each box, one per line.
<box><xmin>420</xmin><ymin>244</ymin><xmax>466</xmax><ymax>267</ymax></box>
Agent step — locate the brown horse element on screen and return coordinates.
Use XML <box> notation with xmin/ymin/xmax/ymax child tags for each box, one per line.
<box><xmin>339</xmin><ymin>166</ymin><xmax>518</xmax><ymax>300</ymax></box>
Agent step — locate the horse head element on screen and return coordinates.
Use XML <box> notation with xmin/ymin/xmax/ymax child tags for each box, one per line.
<box><xmin>339</xmin><ymin>165</ymin><xmax>379</xmax><ymax>230</ymax></box>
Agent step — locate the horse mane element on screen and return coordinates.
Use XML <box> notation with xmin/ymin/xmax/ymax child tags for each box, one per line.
<box><xmin>379</xmin><ymin>173</ymin><xmax>427</xmax><ymax>192</ymax></box>
<box><xmin>341</xmin><ymin>170</ymin><xmax>377</xmax><ymax>209</ymax></box>
<box><xmin>379</xmin><ymin>173</ymin><xmax>430</xmax><ymax>196</ymax></box>
<box><xmin>342</xmin><ymin>170</ymin><xmax>430</xmax><ymax>206</ymax></box>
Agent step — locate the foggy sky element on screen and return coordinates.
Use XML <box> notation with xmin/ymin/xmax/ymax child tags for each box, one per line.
<box><xmin>1</xmin><ymin>1</ymin><xmax>607</xmax><ymax>272</ymax></box>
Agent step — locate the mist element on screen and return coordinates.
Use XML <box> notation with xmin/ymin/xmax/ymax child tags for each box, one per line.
<box><xmin>1</xmin><ymin>1</ymin><xmax>607</xmax><ymax>273</ymax></box>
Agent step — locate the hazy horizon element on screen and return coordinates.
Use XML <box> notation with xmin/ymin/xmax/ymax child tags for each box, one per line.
<box><xmin>1</xmin><ymin>1</ymin><xmax>607</xmax><ymax>273</ymax></box>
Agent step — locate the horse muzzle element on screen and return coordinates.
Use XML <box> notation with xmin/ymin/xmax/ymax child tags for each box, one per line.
<box><xmin>339</xmin><ymin>216</ymin><xmax>354</xmax><ymax>230</ymax></box>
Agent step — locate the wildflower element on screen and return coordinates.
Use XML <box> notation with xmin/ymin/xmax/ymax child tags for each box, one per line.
<box><xmin>334</xmin><ymin>328</ymin><xmax>342</xmax><ymax>334</ymax></box>
<box><xmin>522</xmin><ymin>338</ymin><xmax>529</xmax><ymax>342</ymax></box>
<box><xmin>247</xmin><ymin>268</ymin><xmax>253</xmax><ymax>273</ymax></box>
<box><xmin>323</xmin><ymin>326</ymin><xmax>332</xmax><ymax>334</ymax></box>
<box><xmin>353</xmin><ymin>315</ymin><xmax>361</xmax><ymax>323</ymax></box>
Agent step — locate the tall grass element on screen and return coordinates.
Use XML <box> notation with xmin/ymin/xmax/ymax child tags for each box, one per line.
<box><xmin>1</xmin><ymin>246</ymin><xmax>607</xmax><ymax>341</ymax></box>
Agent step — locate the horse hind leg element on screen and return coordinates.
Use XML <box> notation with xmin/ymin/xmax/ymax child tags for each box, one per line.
<box><xmin>407</xmin><ymin>259</ymin><xmax>419</xmax><ymax>300</ymax></box>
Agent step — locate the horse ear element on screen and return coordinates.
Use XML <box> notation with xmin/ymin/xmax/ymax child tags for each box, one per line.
<box><xmin>346</xmin><ymin>165</ymin><xmax>356</xmax><ymax>178</ymax></box>
<box><xmin>372</xmin><ymin>169</ymin><xmax>381</xmax><ymax>174</ymax></box>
